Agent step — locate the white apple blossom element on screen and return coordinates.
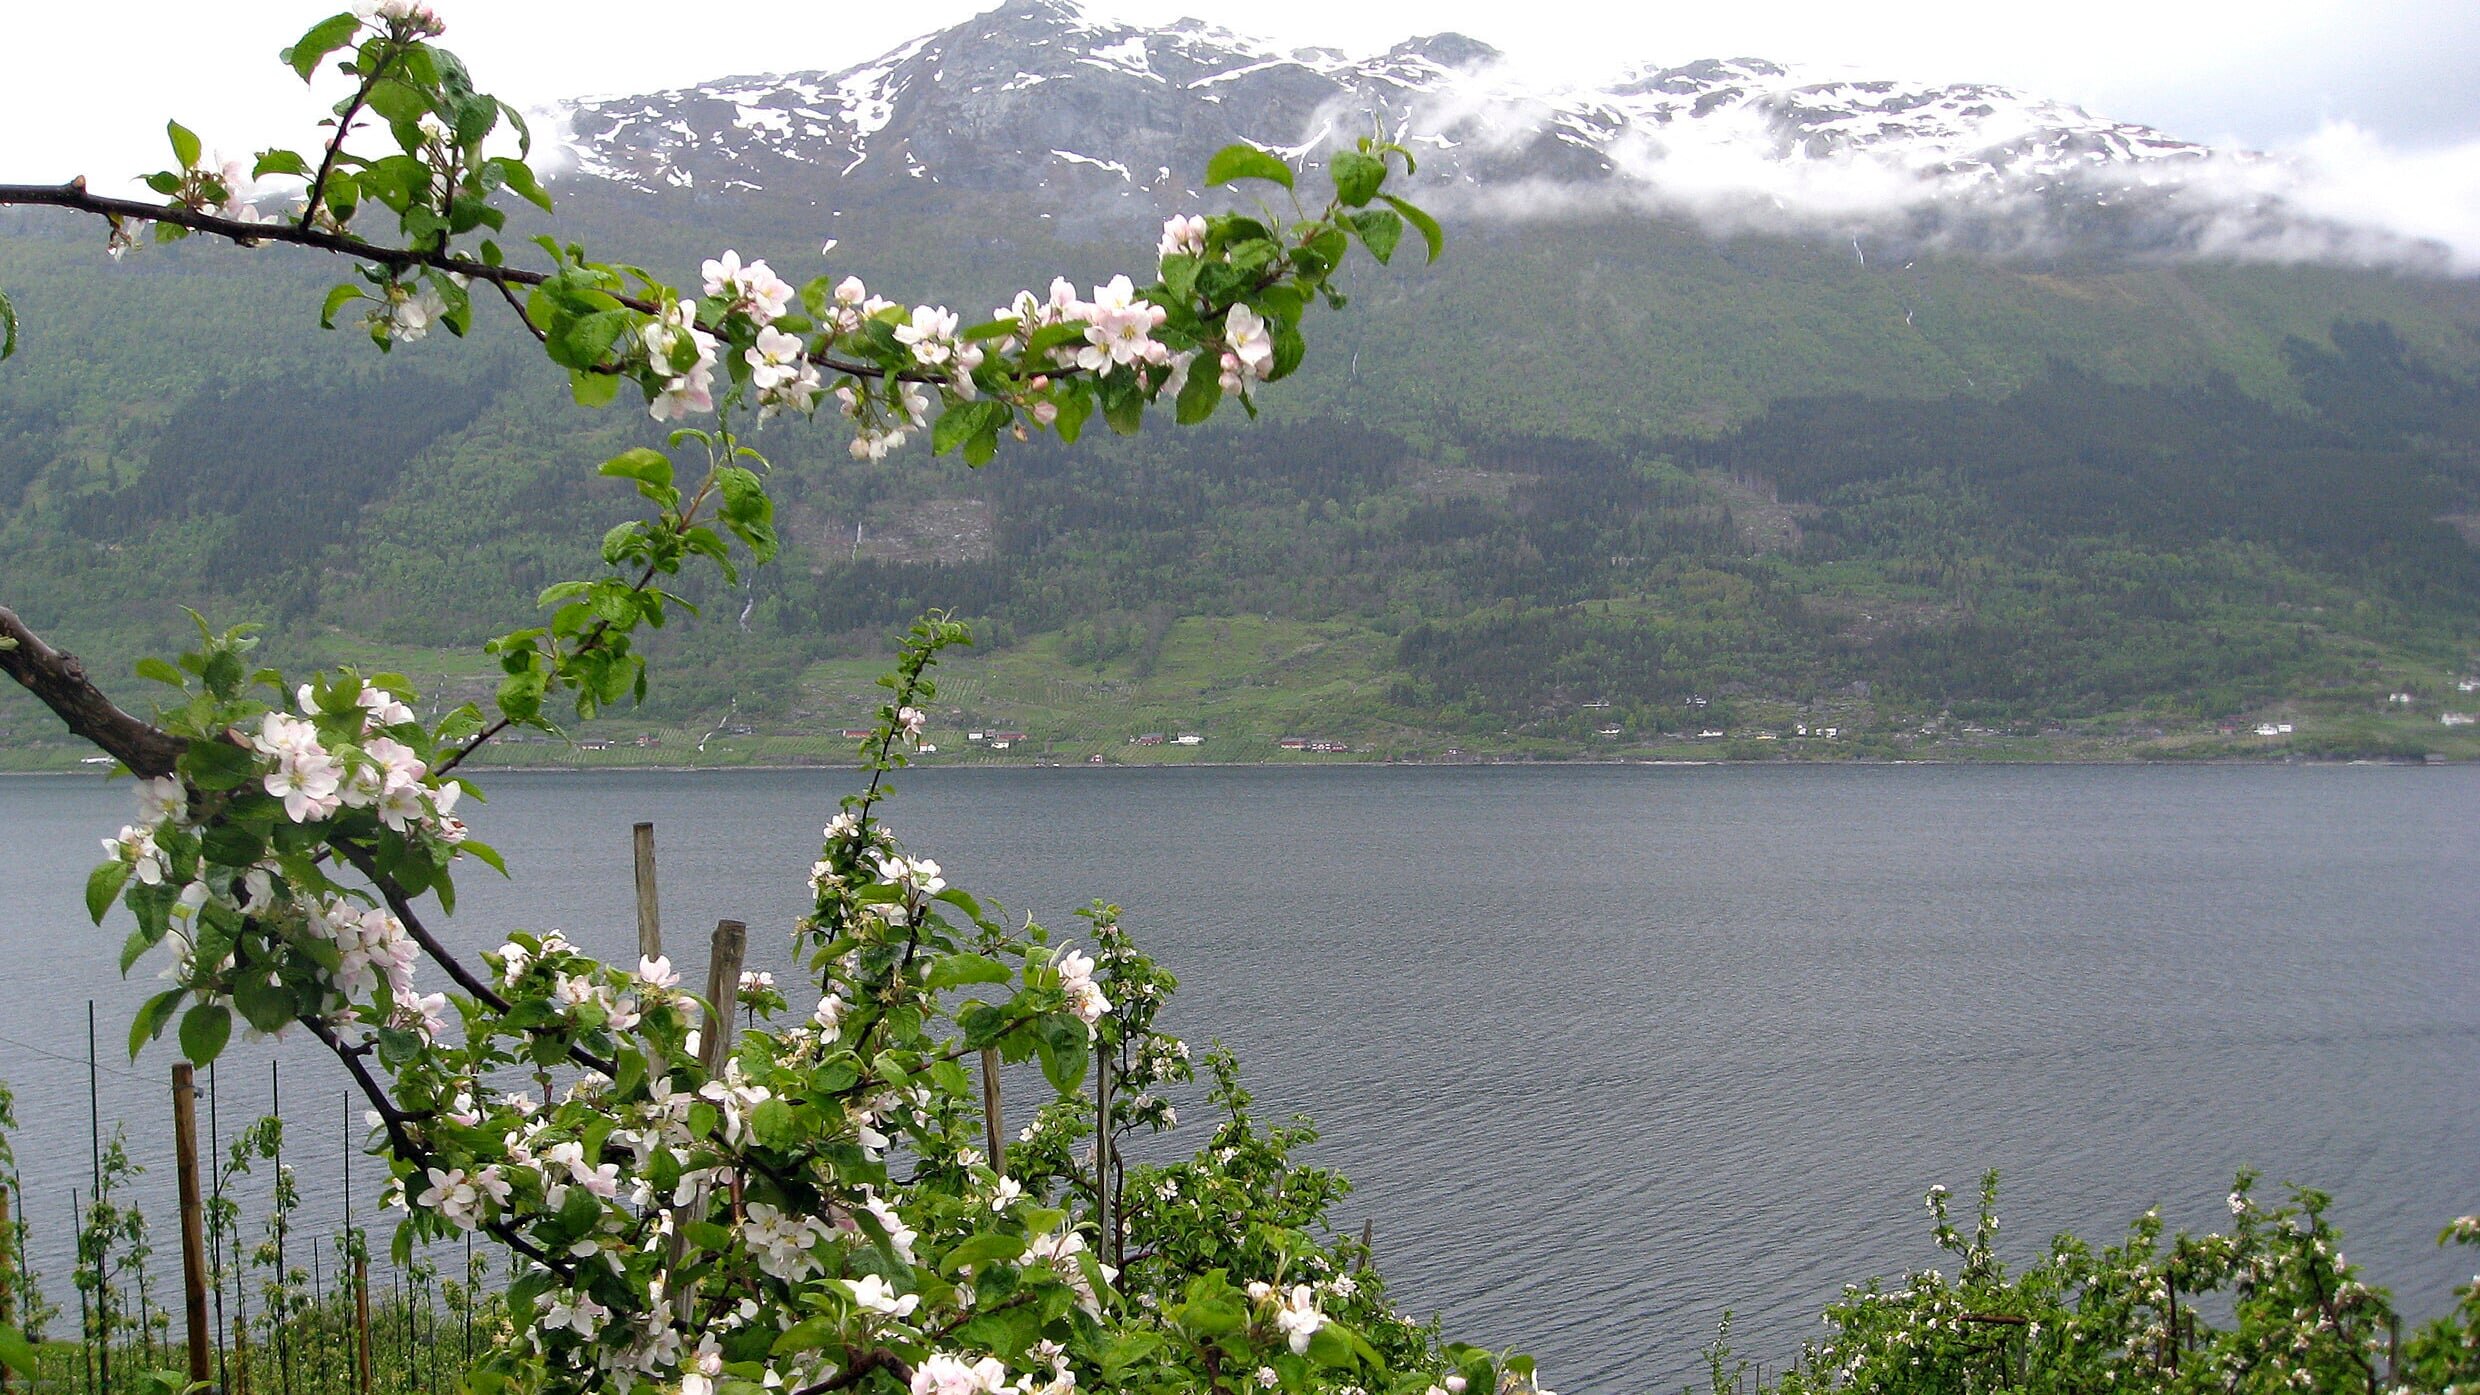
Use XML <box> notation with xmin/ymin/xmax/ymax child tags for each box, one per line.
<box><xmin>895</xmin><ymin>305</ymin><xmax>962</xmax><ymax>367</ymax></box>
<box><xmin>135</xmin><ymin>775</ymin><xmax>188</xmax><ymax>825</ymax></box>
<box><xmin>845</xmin><ymin>1274</ymin><xmax>921</xmax><ymax>1318</ymax></box>
<box><xmin>1274</xmin><ymin>1284</ymin><xmax>1325</xmax><ymax>1354</ymax></box>
<box><xmin>104</xmin><ymin>824</ymin><xmax>169</xmax><ymax>885</ymax></box>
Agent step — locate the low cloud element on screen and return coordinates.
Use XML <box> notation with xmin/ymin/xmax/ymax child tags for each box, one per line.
<box><xmin>1364</xmin><ymin>69</ymin><xmax>2480</xmax><ymax>274</ymax></box>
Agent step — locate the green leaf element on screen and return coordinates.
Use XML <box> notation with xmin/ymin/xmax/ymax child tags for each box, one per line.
<box><xmin>1329</xmin><ymin>150</ymin><xmax>1386</xmax><ymax>208</ymax></box>
<box><xmin>489</xmin><ymin>157</ymin><xmax>553</xmax><ymax>214</ymax></box>
<box><xmin>569</xmin><ymin>367</ymin><xmax>620</xmax><ymax>408</ymax></box>
<box><xmin>932</xmin><ymin>399</ymin><xmax>1007</xmax><ymax>456</ymax></box>
<box><xmin>1378</xmin><ymin>194</ymin><xmax>1444</xmax><ymax>263</ymax></box>
<box><xmin>1175</xmin><ymin>358</ymin><xmax>1224</xmax><ymax>425</ymax></box>
<box><xmin>129</xmin><ymin>987</ymin><xmax>185</xmax><ymax>1058</ymax></box>
<box><xmin>938</xmin><ymin>1231</ymin><xmax>1029</xmax><ymax>1277</ymax></box>
<box><xmin>88</xmin><ymin>858</ymin><xmax>133</xmax><ymax>925</ymax></box>
<box><xmin>282</xmin><ymin>12</ymin><xmax>362</xmax><ymax>83</ymax></box>
<box><xmin>234</xmin><ymin>975</ymin><xmax>294</xmax><ymax>1033</ymax></box>
<box><xmin>167</xmin><ymin>120</ymin><xmax>202</xmax><ymax>172</ymax></box>
<box><xmin>319</xmin><ymin>283</ymin><xmax>363</xmax><ymax>329</ymax></box>
<box><xmin>254</xmin><ymin>149</ymin><xmax>311</xmax><ymax>179</ymax></box>
<box><xmin>134</xmin><ymin>656</ymin><xmax>186</xmax><ymax>688</ymax></box>
<box><xmin>750</xmin><ymin>1097</ymin><xmax>796</xmax><ymax>1148</ymax></box>
<box><xmin>598</xmin><ymin>447</ymin><xmax>673</xmax><ymax>490</ymax></box>
<box><xmin>120</xmin><ymin>924</ymin><xmax>159</xmax><ymax>974</ymax></box>
<box><xmin>1204</xmin><ymin>144</ymin><xmax>1294</xmax><ymax>191</ymax></box>
<box><xmin>180</xmin><ymin>1002</ymin><xmax>233</xmax><ymax>1065</ymax></box>
<box><xmin>772</xmin><ymin>1317</ymin><xmax>837</xmax><ymax>1358</ymax></box>
<box><xmin>927</xmin><ymin>952</ymin><xmax>1013</xmax><ymax>989</ymax></box>
<box><xmin>0</xmin><ymin>286</ymin><xmax>15</xmax><ymax>362</ymax></box>
<box><xmin>1348</xmin><ymin>209</ymin><xmax>1404</xmax><ymax>264</ymax></box>
<box><xmin>181</xmin><ymin>737</ymin><xmax>260</xmax><ymax>792</ymax></box>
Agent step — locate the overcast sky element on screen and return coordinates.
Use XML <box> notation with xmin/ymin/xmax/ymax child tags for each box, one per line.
<box><xmin>2</xmin><ymin>0</ymin><xmax>2474</xmax><ymax>184</ymax></box>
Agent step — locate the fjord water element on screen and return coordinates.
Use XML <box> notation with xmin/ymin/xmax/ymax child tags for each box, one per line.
<box><xmin>4</xmin><ymin>764</ymin><xmax>2475</xmax><ymax>1392</ymax></box>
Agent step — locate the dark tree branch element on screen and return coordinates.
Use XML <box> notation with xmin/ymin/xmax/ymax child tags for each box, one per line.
<box><xmin>304</xmin><ymin>1013</ymin><xmax>568</xmax><ymax>1273</ymax></box>
<box><xmin>335</xmin><ymin>842</ymin><xmax>622</xmax><ymax>1080</ymax></box>
<box><xmin>788</xmin><ymin>1347</ymin><xmax>912</xmax><ymax>1395</ymax></box>
<box><xmin>0</xmin><ymin>603</ymin><xmax>187</xmax><ymax>777</ymax></box>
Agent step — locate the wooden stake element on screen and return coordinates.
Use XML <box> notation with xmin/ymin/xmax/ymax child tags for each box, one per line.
<box><xmin>979</xmin><ymin>1048</ymin><xmax>1005</xmax><ymax>1175</ymax></box>
<box><xmin>632</xmin><ymin>823</ymin><xmax>663</xmax><ymax>962</ymax></box>
<box><xmin>697</xmin><ymin>920</ymin><xmax>748</xmax><ymax>1076</ymax></box>
<box><xmin>670</xmin><ymin>919</ymin><xmax>748</xmax><ymax>1275</ymax></box>
<box><xmin>172</xmin><ymin>1064</ymin><xmax>214</xmax><ymax>1388</ymax></box>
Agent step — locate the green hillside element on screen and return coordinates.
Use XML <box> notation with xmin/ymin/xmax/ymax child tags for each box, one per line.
<box><xmin>4</xmin><ymin>201</ymin><xmax>2479</xmax><ymax>767</ymax></box>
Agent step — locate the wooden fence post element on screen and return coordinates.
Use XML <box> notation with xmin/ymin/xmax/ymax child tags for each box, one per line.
<box><xmin>173</xmin><ymin>1064</ymin><xmax>214</xmax><ymax>1388</ymax></box>
<box><xmin>980</xmin><ymin>1048</ymin><xmax>1005</xmax><ymax>1175</ymax></box>
<box><xmin>698</xmin><ymin>920</ymin><xmax>748</xmax><ymax>1076</ymax></box>
<box><xmin>633</xmin><ymin>822</ymin><xmax>663</xmax><ymax>962</ymax></box>
<box><xmin>1093</xmin><ymin>1047</ymin><xmax>1114</xmax><ymax>1268</ymax></box>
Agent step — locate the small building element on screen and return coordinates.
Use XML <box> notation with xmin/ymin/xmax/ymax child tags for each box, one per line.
<box><xmin>1173</xmin><ymin>733</ymin><xmax>1203</xmax><ymax>745</ymax></box>
<box><xmin>992</xmin><ymin>732</ymin><xmax>1029</xmax><ymax>744</ymax></box>
<box><xmin>1277</xmin><ymin>736</ymin><xmax>1309</xmax><ymax>750</ymax></box>
<box><xmin>2444</xmin><ymin>713</ymin><xmax>2477</xmax><ymax>727</ymax></box>
<box><xmin>991</xmin><ymin>740</ymin><xmax>1012</xmax><ymax>750</ymax></box>
<box><xmin>839</xmin><ymin>728</ymin><xmax>875</xmax><ymax>739</ymax></box>
<box><xmin>2389</xmin><ymin>692</ymin><xmax>2418</xmax><ymax>706</ymax></box>
<box><xmin>1087</xmin><ymin>753</ymin><xmax>1107</xmax><ymax>764</ymax></box>
<box><xmin>1131</xmin><ymin>733</ymin><xmax>1165</xmax><ymax>746</ymax></box>
<box><xmin>968</xmin><ymin>731</ymin><xmax>986</xmax><ymax>742</ymax></box>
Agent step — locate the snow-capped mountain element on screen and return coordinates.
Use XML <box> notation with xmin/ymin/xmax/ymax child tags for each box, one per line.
<box><xmin>554</xmin><ymin>0</ymin><xmax>2443</xmax><ymax>267</ymax></box>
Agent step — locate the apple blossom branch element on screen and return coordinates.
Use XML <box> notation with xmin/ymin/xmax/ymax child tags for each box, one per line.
<box><xmin>0</xmin><ymin>178</ymin><xmax>945</xmax><ymax>383</ymax></box>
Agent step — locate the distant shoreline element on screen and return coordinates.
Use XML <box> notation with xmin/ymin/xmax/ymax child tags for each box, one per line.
<box><xmin>2</xmin><ymin>752</ymin><xmax>2459</xmax><ymax>780</ymax></box>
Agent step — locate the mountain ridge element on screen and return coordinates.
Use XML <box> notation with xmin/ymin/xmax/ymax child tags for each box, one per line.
<box><xmin>550</xmin><ymin>0</ymin><xmax>2452</xmax><ymax>269</ymax></box>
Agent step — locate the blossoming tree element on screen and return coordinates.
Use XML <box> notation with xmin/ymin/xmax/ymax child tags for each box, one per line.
<box><xmin>0</xmin><ymin>6</ymin><xmax>1538</xmax><ymax>1395</ymax></box>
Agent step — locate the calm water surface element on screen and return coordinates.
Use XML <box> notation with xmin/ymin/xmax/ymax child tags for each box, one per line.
<box><xmin>3</xmin><ymin>764</ymin><xmax>2474</xmax><ymax>1392</ymax></box>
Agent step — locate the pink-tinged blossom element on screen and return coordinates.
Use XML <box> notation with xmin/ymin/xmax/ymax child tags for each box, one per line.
<box><xmin>636</xmin><ymin>954</ymin><xmax>679</xmax><ymax>991</ymax></box>
<box><xmin>910</xmin><ymin>1354</ymin><xmax>1013</xmax><ymax>1395</ymax></box>
<box><xmin>1075</xmin><ymin>275</ymin><xmax>1170</xmax><ymax>374</ymax></box>
<box><xmin>1221</xmin><ymin>304</ymin><xmax>1275</xmax><ymax>394</ymax></box>
<box><xmin>813</xmin><ymin>992</ymin><xmax>848</xmax><ymax>1033</ymax></box>
<box><xmin>680</xmin><ymin>1337</ymin><xmax>725</xmax><ymax>1395</ymax></box>
<box><xmin>357</xmin><ymin>684</ymin><xmax>416</xmax><ymax>728</ymax></box>
<box><xmin>416</xmin><ymin>1167</ymin><xmax>484</xmax><ymax>1229</ymax></box>
<box><xmin>701</xmin><ymin>250</ymin><xmax>796</xmax><ymax>324</ymax></box>
<box><xmin>1055</xmin><ymin>949</ymin><xmax>1112</xmax><ymax>1025</ymax></box>
<box><xmin>897</xmin><ymin>706</ymin><xmax>927</xmax><ymax>742</ymax></box>
<box><xmin>1159</xmin><ymin>213</ymin><xmax>1208</xmax><ymax>259</ymax></box>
